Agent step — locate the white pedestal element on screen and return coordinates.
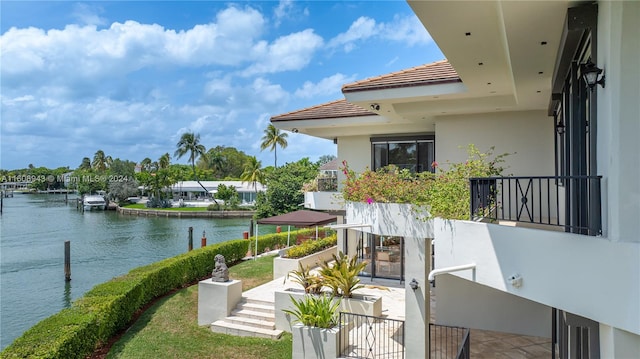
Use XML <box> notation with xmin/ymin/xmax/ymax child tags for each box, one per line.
<box><xmin>198</xmin><ymin>279</ymin><xmax>242</xmax><ymax>325</ymax></box>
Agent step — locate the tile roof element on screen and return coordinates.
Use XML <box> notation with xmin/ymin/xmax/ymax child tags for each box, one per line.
<box><xmin>270</xmin><ymin>99</ymin><xmax>374</xmax><ymax>122</ymax></box>
<box><xmin>341</xmin><ymin>60</ymin><xmax>460</xmax><ymax>93</ymax></box>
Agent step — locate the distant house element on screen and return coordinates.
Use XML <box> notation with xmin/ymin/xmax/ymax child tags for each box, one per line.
<box><xmin>170</xmin><ymin>181</ymin><xmax>266</xmax><ymax>205</ymax></box>
<box><xmin>271</xmin><ymin>1</ymin><xmax>640</xmax><ymax>358</ymax></box>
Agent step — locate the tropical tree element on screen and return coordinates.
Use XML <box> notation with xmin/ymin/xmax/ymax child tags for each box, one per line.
<box><xmin>92</xmin><ymin>150</ymin><xmax>109</xmax><ymax>172</ymax></box>
<box><xmin>240</xmin><ymin>156</ymin><xmax>264</xmax><ymax>192</ymax></box>
<box><xmin>254</xmin><ymin>157</ymin><xmax>318</xmax><ymax>218</ymax></box>
<box><xmin>174</xmin><ymin>132</ymin><xmax>206</xmax><ymax>179</ymax></box>
<box><xmin>79</xmin><ymin>157</ymin><xmax>92</xmax><ymax>170</ymax></box>
<box><xmin>174</xmin><ymin>132</ymin><xmax>215</xmax><ymax>202</ymax></box>
<box><xmin>140</xmin><ymin>157</ymin><xmax>152</xmax><ymax>172</ymax></box>
<box><xmin>158</xmin><ymin>153</ymin><xmax>171</xmax><ymax>169</ymax></box>
<box><xmin>260</xmin><ymin>124</ymin><xmax>288</xmax><ymax>168</ymax></box>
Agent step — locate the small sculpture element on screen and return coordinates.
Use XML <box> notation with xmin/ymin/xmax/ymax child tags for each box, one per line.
<box><xmin>211</xmin><ymin>254</ymin><xmax>229</xmax><ymax>282</ymax></box>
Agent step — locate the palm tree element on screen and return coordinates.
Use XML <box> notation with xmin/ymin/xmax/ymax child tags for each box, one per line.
<box><xmin>92</xmin><ymin>150</ymin><xmax>108</xmax><ymax>172</ymax></box>
<box><xmin>79</xmin><ymin>157</ymin><xmax>92</xmax><ymax>170</ymax></box>
<box><xmin>140</xmin><ymin>157</ymin><xmax>152</xmax><ymax>172</ymax></box>
<box><xmin>260</xmin><ymin>124</ymin><xmax>288</xmax><ymax>168</ymax></box>
<box><xmin>174</xmin><ymin>132</ymin><xmax>213</xmax><ymax>201</ymax></box>
<box><xmin>158</xmin><ymin>153</ymin><xmax>171</xmax><ymax>170</ymax></box>
<box><xmin>205</xmin><ymin>148</ymin><xmax>225</xmax><ymax>177</ymax></box>
<box><xmin>241</xmin><ymin>156</ymin><xmax>264</xmax><ymax>192</ymax></box>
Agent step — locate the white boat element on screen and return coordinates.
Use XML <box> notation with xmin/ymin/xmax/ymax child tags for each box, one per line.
<box><xmin>83</xmin><ymin>195</ymin><xmax>107</xmax><ymax>211</ymax></box>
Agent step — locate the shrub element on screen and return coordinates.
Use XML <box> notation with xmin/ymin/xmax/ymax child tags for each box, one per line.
<box><xmin>320</xmin><ymin>252</ymin><xmax>366</xmax><ymax>298</ymax></box>
<box><xmin>282</xmin><ymin>294</ymin><xmax>340</xmax><ymax>329</ymax></box>
<box><xmin>285</xmin><ymin>234</ymin><xmax>337</xmax><ymax>259</ymax></box>
<box><xmin>341</xmin><ymin>144</ymin><xmax>510</xmax><ymax>220</ymax></box>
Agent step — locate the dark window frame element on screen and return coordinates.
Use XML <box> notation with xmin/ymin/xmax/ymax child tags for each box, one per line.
<box><xmin>370</xmin><ymin>134</ymin><xmax>435</xmax><ymax>173</ymax></box>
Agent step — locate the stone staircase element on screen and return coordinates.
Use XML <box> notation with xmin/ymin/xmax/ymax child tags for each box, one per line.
<box><xmin>210</xmin><ymin>297</ymin><xmax>283</xmax><ymax>339</ymax></box>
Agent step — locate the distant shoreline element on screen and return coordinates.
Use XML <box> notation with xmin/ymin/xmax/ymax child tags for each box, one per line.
<box><xmin>116</xmin><ymin>206</ymin><xmax>256</xmax><ymax>218</ymax></box>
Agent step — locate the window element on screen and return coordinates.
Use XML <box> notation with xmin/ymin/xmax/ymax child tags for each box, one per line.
<box><xmin>371</xmin><ymin>135</ymin><xmax>435</xmax><ymax>173</ymax></box>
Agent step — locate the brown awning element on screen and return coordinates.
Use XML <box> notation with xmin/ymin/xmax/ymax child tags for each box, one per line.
<box><xmin>257</xmin><ymin>210</ymin><xmax>337</xmax><ymax>227</ymax></box>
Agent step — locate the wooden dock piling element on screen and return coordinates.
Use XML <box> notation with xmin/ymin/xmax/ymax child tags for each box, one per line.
<box><xmin>188</xmin><ymin>227</ymin><xmax>193</xmax><ymax>251</ymax></box>
<box><xmin>64</xmin><ymin>241</ymin><xmax>71</xmax><ymax>281</ymax></box>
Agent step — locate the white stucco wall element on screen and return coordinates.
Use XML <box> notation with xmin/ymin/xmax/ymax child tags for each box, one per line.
<box><xmin>433</xmin><ymin>218</ymin><xmax>640</xmax><ymax>336</ymax></box>
<box><xmin>435</xmin><ymin>274</ymin><xmax>551</xmax><ymax>338</ymax></box>
<box><xmin>434</xmin><ymin>110</ymin><xmax>554</xmax><ymax>177</ymax></box>
<box><xmin>597</xmin><ymin>0</ymin><xmax>640</xmax><ymax>243</ymax></box>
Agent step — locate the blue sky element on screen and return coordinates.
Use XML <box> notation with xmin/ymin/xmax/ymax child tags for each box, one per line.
<box><xmin>0</xmin><ymin>1</ymin><xmax>444</xmax><ymax>170</ymax></box>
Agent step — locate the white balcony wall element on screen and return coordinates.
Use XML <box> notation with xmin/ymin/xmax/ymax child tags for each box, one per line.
<box><xmin>433</xmin><ymin>218</ymin><xmax>640</xmax><ymax>336</ymax></box>
<box><xmin>434</xmin><ymin>110</ymin><xmax>554</xmax><ymax>177</ymax></box>
<box><xmin>303</xmin><ymin>191</ymin><xmax>344</xmax><ymax>211</ymax></box>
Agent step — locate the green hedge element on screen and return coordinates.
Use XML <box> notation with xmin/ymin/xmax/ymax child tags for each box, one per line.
<box><xmin>1</xmin><ymin>229</ymin><xmax>315</xmax><ymax>359</ymax></box>
<box><xmin>284</xmin><ymin>234</ymin><xmax>338</xmax><ymax>259</ymax></box>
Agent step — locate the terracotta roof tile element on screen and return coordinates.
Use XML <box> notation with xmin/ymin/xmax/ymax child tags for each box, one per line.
<box><xmin>271</xmin><ymin>99</ymin><xmax>374</xmax><ymax>122</ymax></box>
<box><xmin>341</xmin><ymin>60</ymin><xmax>460</xmax><ymax>93</ymax></box>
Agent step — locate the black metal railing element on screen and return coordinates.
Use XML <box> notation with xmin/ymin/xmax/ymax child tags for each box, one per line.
<box><xmin>317</xmin><ymin>177</ymin><xmax>338</xmax><ymax>192</ymax></box>
<box><xmin>339</xmin><ymin>312</ymin><xmax>405</xmax><ymax>358</ymax></box>
<box><xmin>429</xmin><ymin>323</ymin><xmax>470</xmax><ymax>359</ymax></box>
<box><xmin>470</xmin><ymin>175</ymin><xmax>602</xmax><ymax>236</ymax></box>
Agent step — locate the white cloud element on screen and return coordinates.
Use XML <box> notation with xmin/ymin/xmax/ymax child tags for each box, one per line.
<box><xmin>273</xmin><ymin>0</ymin><xmax>295</xmax><ymax>26</ymax></box>
<box><xmin>380</xmin><ymin>14</ymin><xmax>432</xmax><ymax>46</ymax></box>
<box><xmin>327</xmin><ymin>14</ymin><xmax>431</xmax><ymax>53</ymax></box>
<box><xmin>294</xmin><ymin>73</ymin><xmax>356</xmax><ymax>99</ymax></box>
<box><xmin>72</xmin><ymin>3</ymin><xmax>107</xmax><ymax>27</ymax></box>
<box><xmin>328</xmin><ymin>16</ymin><xmax>378</xmax><ymax>52</ymax></box>
<box><xmin>242</xmin><ymin>29</ymin><xmax>323</xmax><ymax>76</ymax></box>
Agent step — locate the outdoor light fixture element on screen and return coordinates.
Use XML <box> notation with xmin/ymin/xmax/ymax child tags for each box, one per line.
<box><xmin>409</xmin><ymin>278</ymin><xmax>419</xmax><ymax>291</ymax></box>
<box><xmin>581</xmin><ymin>60</ymin><xmax>605</xmax><ymax>90</ymax></box>
<box><xmin>370</xmin><ymin>103</ymin><xmax>380</xmax><ymax>111</ymax></box>
<box><xmin>556</xmin><ymin>118</ymin><xmax>565</xmax><ymax>135</ymax></box>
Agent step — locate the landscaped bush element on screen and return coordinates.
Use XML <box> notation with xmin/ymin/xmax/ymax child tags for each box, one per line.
<box><xmin>285</xmin><ymin>234</ymin><xmax>337</xmax><ymax>259</ymax></box>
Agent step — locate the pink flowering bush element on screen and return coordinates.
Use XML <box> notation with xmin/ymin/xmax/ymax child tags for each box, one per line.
<box><xmin>341</xmin><ymin>144</ymin><xmax>510</xmax><ymax>220</ymax></box>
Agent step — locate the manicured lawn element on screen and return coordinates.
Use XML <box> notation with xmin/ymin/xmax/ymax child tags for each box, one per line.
<box><xmin>106</xmin><ymin>255</ymin><xmax>292</xmax><ymax>359</ymax></box>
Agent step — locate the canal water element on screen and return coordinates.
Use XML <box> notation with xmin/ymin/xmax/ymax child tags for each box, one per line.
<box><xmin>0</xmin><ymin>193</ymin><xmax>272</xmax><ymax>350</ymax></box>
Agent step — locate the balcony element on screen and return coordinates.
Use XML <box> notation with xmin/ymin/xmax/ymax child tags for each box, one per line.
<box><xmin>302</xmin><ymin>175</ymin><xmax>344</xmax><ymax>211</ymax></box>
<box><xmin>470</xmin><ymin>175</ymin><xmax>602</xmax><ymax>236</ymax></box>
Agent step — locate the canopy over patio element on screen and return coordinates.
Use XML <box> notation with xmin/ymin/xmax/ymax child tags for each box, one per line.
<box><xmin>257</xmin><ymin>209</ymin><xmax>337</xmax><ymax>227</ymax></box>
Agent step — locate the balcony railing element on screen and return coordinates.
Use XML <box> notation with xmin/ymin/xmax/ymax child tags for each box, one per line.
<box><xmin>429</xmin><ymin>323</ymin><xmax>470</xmax><ymax>359</ymax></box>
<box><xmin>470</xmin><ymin>176</ymin><xmax>602</xmax><ymax>236</ymax></box>
<box><xmin>317</xmin><ymin>176</ymin><xmax>338</xmax><ymax>192</ymax></box>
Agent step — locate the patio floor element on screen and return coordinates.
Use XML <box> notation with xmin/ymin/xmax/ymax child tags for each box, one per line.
<box><xmin>242</xmin><ymin>272</ymin><xmax>552</xmax><ymax>358</ymax></box>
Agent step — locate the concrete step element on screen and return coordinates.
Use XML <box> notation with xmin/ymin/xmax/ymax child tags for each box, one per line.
<box><xmin>231</xmin><ymin>308</ymin><xmax>275</xmax><ymax>322</ymax></box>
<box><xmin>224</xmin><ymin>315</ymin><xmax>277</xmax><ymax>330</ymax></box>
<box><xmin>241</xmin><ymin>297</ymin><xmax>276</xmax><ymax>307</ymax></box>
<box><xmin>237</xmin><ymin>301</ymin><xmax>275</xmax><ymax>315</ymax></box>
<box><xmin>211</xmin><ymin>320</ymin><xmax>283</xmax><ymax>339</ymax></box>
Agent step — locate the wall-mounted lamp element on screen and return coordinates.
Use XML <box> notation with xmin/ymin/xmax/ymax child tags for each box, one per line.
<box><xmin>291</xmin><ymin>128</ymin><xmax>299</xmax><ymax>133</ymax></box>
<box><xmin>556</xmin><ymin>118</ymin><xmax>565</xmax><ymax>135</ymax></box>
<box><xmin>581</xmin><ymin>60</ymin><xmax>605</xmax><ymax>90</ymax></box>
<box><xmin>409</xmin><ymin>278</ymin><xmax>419</xmax><ymax>291</ymax></box>
<box><xmin>370</xmin><ymin>103</ymin><xmax>380</xmax><ymax>111</ymax></box>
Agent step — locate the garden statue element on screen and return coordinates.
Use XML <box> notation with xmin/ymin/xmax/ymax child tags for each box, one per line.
<box><xmin>211</xmin><ymin>254</ymin><xmax>229</xmax><ymax>282</ymax></box>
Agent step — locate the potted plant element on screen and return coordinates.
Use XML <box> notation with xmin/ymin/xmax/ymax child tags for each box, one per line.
<box><xmin>283</xmin><ymin>294</ymin><xmax>348</xmax><ymax>359</ymax></box>
<box><xmin>319</xmin><ymin>252</ymin><xmax>367</xmax><ymax>298</ymax></box>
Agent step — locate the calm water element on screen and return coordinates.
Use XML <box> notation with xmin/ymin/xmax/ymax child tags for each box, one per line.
<box><xmin>0</xmin><ymin>193</ymin><xmax>272</xmax><ymax>350</ymax></box>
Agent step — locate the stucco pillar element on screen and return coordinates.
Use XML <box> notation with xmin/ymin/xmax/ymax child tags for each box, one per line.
<box><xmin>404</xmin><ymin>236</ymin><xmax>431</xmax><ymax>358</ymax></box>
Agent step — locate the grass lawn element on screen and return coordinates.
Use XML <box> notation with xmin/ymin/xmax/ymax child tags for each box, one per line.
<box><xmin>106</xmin><ymin>255</ymin><xmax>292</xmax><ymax>359</ymax></box>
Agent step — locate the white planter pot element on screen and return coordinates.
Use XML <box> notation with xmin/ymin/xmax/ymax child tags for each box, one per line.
<box><xmin>275</xmin><ymin>289</ymin><xmax>382</xmax><ymax>331</ymax></box>
<box><xmin>346</xmin><ymin>201</ymin><xmax>433</xmax><ymax>238</ymax></box>
<box><xmin>273</xmin><ymin>245</ymin><xmax>338</xmax><ymax>280</ymax></box>
<box><xmin>291</xmin><ymin>323</ymin><xmax>349</xmax><ymax>359</ymax></box>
